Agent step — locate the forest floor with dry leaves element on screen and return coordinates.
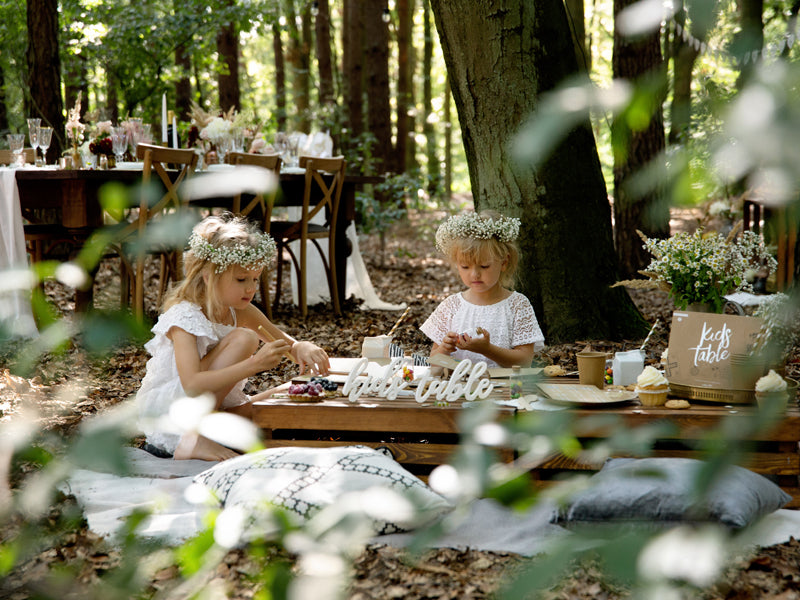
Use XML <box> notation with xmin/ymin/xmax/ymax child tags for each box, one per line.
<box><xmin>2</xmin><ymin>209</ymin><xmax>800</xmax><ymax>599</ymax></box>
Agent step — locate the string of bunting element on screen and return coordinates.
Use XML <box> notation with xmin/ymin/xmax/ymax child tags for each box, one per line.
<box><xmin>673</xmin><ymin>19</ymin><xmax>798</xmax><ymax>66</ymax></box>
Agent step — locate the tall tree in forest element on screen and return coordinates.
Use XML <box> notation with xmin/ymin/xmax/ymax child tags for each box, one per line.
<box><xmin>273</xmin><ymin>21</ymin><xmax>288</xmax><ymax>131</ymax></box>
<box><xmin>564</xmin><ymin>0</ymin><xmax>589</xmax><ymax>71</ymax></box>
<box><xmin>423</xmin><ymin>0</ymin><xmax>440</xmax><ymax>194</ymax></box>
<box><xmin>314</xmin><ymin>0</ymin><xmax>335</xmax><ymax>109</ymax></box>
<box><xmin>27</xmin><ymin>0</ymin><xmax>64</xmax><ymax>160</ymax></box>
<box><xmin>612</xmin><ymin>0</ymin><xmax>669</xmax><ymax>279</ymax></box>
<box><xmin>343</xmin><ymin>0</ymin><xmax>365</xmax><ymax>149</ymax></box>
<box><xmin>175</xmin><ymin>43</ymin><xmax>192</xmax><ymax>121</ymax></box>
<box><xmin>395</xmin><ymin>0</ymin><xmax>415</xmax><ymax>173</ymax></box>
<box><xmin>364</xmin><ymin>2</ymin><xmax>392</xmax><ymax>174</ymax></box>
<box><xmin>669</xmin><ymin>1</ymin><xmax>700</xmax><ymax>144</ymax></box>
<box><xmin>285</xmin><ymin>0</ymin><xmax>310</xmax><ymax>131</ymax></box>
<box><xmin>734</xmin><ymin>0</ymin><xmax>764</xmax><ymax>88</ymax></box>
<box><xmin>217</xmin><ymin>0</ymin><xmax>240</xmax><ymax>113</ymax></box>
<box><xmin>430</xmin><ymin>0</ymin><xmax>647</xmax><ymax>341</ymax></box>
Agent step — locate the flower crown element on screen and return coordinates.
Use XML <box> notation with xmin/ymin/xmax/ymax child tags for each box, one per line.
<box><xmin>188</xmin><ymin>230</ymin><xmax>277</xmax><ymax>273</ymax></box>
<box><xmin>435</xmin><ymin>212</ymin><xmax>521</xmax><ymax>253</ymax></box>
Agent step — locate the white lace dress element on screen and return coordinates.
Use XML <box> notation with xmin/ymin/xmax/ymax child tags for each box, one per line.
<box><xmin>136</xmin><ymin>301</ymin><xmax>249</xmax><ymax>454</ymax></box>
<box><xmin>419</xmin><ymin>291</ymin><xmax>545</xmax><ymax>367</ymax></box>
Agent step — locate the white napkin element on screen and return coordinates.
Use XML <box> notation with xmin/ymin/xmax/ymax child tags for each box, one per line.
<box><xmin>300</xmin><ymin>131</ymin><xmax>333</xmax><ymax>158</ymax></box>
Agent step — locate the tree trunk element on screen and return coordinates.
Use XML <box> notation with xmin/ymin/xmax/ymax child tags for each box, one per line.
<box><xmin>430</xmin><ymin>0</ymin><xmax>647</xmax><ymax>342</ymax></box>
<box><xmin>668</xmin><ymin>1</ymin><xmax>700</xmax><ymax>144</ymax></box>
<box><xmin>106</xmin><ymin>66</ymin><xmax>119</xmax><ymax>123</ymax></box>
<box><xmin>364</xmin><ymin>2</ymin><xmax>392</xmax><ymax>175</ymax></box>
<box><xmin>0</xmin><ymin>67</ymin><xmax>9</xmax><ymax>135</ymax></box>
<box><xmin>285</xmin><ymin>0</ymin><xmax>310</xmax><ymax>131</ymax></box>
<box><xmin>444</xmin><ymin>74</ymin><xmax>452</xmax><ymax>202</ymax></box>
<box><xmin>423</xmin><ymin>0</ymin><xmax>439</xmax><ymax>194</ymax></box>
<box><xmin>343</xmin><ymin>0</ymin><xmax>365</xmax><ymax>149</ymax></box>
<box><xmin>564</xmin><ymin>0</ymin><xmax>589</xmax><ymax>71</ymax></box>
<box><xmin>612</xmin><ymin>0</ymin><xmax>669</xmax><ymax>279</ymax></box>
<box><xmin>315</xmin><ymin>0</ymin><xmax>335</xmax><ymax>108</ymax></box>
<box><xmin>395</xmin><ymin>0</ymin><xmax>414</xmax><ymax>173</ymax></box>
<box><xmin>216</xmin><ymin>0</ymin><xmax>240</xmax><ymax>113</ymax></box>
<box><xmin>273</xmin><ymin>22</ymin><xmax>287</xmax><ymax>132</ymax></box>
<box><xmin>27</xmin><ymin>0</ymin><xmax>64</xmax><ymax>160</ymax></box>
<box><xmin>175</xmin><ymin>41</ymin><xmax>192</xmax><ymax>121</ymax></box>
<box><xmin>735</xmin><ymin>0</ymin><xmax>763</xmax><ymax>88</ymax></box>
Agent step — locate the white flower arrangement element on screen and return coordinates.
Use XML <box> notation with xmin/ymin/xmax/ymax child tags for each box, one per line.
<box><xmin>435</xmin><ymin>212</ymin><xmax>520</xmax><ymax>253</ymax></box>
<box><xmin>65</xmin><ymin>92</ymin><xmax>85</xmax><ymax>143</ymax></box>
<box><xmin>200</xmin><ymin>117</ymin><xmax>233</xmax><ymax>145</ymax></box>
<box><xmin>642</xmin><ymin>229</ymin><xmax>777</xmax><ymax>313</ymax></box>
<box><xmin>189</xmin><ymin>230</ymin><xmax>277</xmax><ymax>274</ymax></box>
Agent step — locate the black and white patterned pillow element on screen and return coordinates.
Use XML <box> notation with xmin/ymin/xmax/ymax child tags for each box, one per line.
<box><xmin>194</xmin><ymin>445</ymin><xmax>453</xmax><ymax>536</ymax></box>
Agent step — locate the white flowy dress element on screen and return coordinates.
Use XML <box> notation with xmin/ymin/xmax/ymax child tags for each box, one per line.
<box><xmin>419</xmin><ymin>291</ymin><xmax>545</xmax><ymax>368</ymax></box>
<box><xmin>136</xmin><ymin>301</ymin><xmax>249</xmax><ymax>454</ymax></box>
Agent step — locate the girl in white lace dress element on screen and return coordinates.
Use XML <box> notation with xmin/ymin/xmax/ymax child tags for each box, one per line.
<box><xmin>420</xmin><ymin>211</ymin><xmax>544</xmax><ymax>368</ymax></box>
<box><xmin>136</xmin><ymin>214</ymin><xmax>330</xmax><ymax>461</ymax></box>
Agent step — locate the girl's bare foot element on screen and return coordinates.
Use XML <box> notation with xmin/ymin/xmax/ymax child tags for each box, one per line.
<box><xmin>174</xmin><ymin>433</ymin><xmax>239</xmax><ymax>461</ymax></box>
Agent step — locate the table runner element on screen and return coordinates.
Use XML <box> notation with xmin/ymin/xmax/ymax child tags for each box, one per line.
<box><xmin>0</xmin><ymin>168</ymin><xmax>37</xmax><ymax>338</ymax></box>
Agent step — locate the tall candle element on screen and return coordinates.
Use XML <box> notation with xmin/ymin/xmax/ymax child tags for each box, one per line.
<box><xmin>161</xmin><ymin>94</ymin><xmax>168</xmax><ymax>143</ymax></box>
<box><xmin>172</xmin><ymin>116</ymin><xmax>178</xmax><ymax>148</ymax></box>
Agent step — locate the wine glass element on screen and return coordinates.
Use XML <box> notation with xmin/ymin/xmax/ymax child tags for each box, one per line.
<box><xmin>111</xmin><ymin>126</ymin><xmax>128</xmax><ymax>165</ymax></box>
<box><xmin>27</xmin><ymin>118</ymin><xmax>41</xmax><ymax>166</ymax></box>
<box><xmin>38</xmin><ymin>127</ymin><xmax>53</xmax><ymax>166</ymax></box>
<box><xmin>217</xmin><ymin>135</ymin><xmax>233</xmax><ymax>164</ymax></box>
<box><xmin>7</xmin><ymin>134</ymin><xmax>25</xmax><ymax>168</ymax></box>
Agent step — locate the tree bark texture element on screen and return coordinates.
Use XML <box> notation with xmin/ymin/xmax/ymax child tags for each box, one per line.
<box><xmin>315</xmin><ymin>0</ymin><xmax>335</xmax><ymax>107</ymax></box>
<box><xmin>27</xmin><ymin>0</ymin><xmax>64</xmax><ymax>160</ymax></box>
<box><xmin>735</xmin><ymin>0</ymin><xmax>763</xmax><ymax>88</ymax></box>
<box><xmin>343</xmin><ymin>0</ymin><xmax>365</xmax><ymax>146</ymax></box>
<box><xmin>216</xmin><ymin>1</ymin><xmax>240</xmax><ymax>113</ymax></box>
<box><xmin>430</xmin><ymin>0</ymin><xmax>647</xmax><ymax>342</ymax></box>
<box><xmin>364</xmin><ymin>1</ymin><xmax>392</xmax><ymax>175</ymax></box>
<box><xmin>423</xmin><ymin>0</ymin><xmax>440</xmax><ymax>194</ymax></box>
<box><xmin>564</xmin><ymin>0</ymin><xmax>589</xmax><ymax>71</ymax></box>
<box><xmin>612</xmin><ymin>0</ymin><xmax>669</xmax><ymax>279</ymax></box>
<box><xmin>395</xmin><ymin>0</ymin><xmax>414</xmax><ymax>173</ymax></box>
<box><xmin>175</xmin><ymin>42</ymin><xmax>192</xmax><ymax>121</ymax></box>
<box><xmin>273</xmin><ymin>22</ymin><xmax>287</xmax><ymax>132</ymax></box>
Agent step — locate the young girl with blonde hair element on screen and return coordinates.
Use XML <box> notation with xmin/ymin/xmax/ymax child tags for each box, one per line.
<box><xmin>420</xmin><ymin>210</ymin><xmax>544</xmax><ymax>368</ymax></box>
<box><xmin>136</xmin><ymin>213</ymin><xmax>330</xmax><ymax>461</ymax></box>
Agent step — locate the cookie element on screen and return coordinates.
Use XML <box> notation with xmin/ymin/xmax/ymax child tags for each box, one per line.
<box><xmin>544</xmin><ymin>365</ymin><xmax>566</xmax><ymax>376</ymax></box>
<box><xmin>665</xmin><ymin>399</ymin><xmax>690</xmax><ymax>409</ymax></box>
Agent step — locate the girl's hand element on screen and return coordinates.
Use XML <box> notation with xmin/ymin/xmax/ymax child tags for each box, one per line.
<box><xmin>433</xmin><ymin>332</ymin><xmax>458</xmax><ymax>356</ymax></box>
<box><xmin>292</xmin><ymin>341</ymin><xmax>330</xmax><ymax>376</ymax></box>
<box><xmin>253</xmin><ymin>339</ymin><xmax>292</xmax><ymax>371</ymax></box>
<box><xmin>456</xmin><ymin>329</ymin><xmax>491</xmax><ymax>354</ymax></box>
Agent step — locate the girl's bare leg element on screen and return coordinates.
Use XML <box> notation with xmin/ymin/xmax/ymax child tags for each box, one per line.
<box><xmin>174</xmin><ymin>432</ymin><xmax>240</xmax><ymax>461</ymax></box>
<box><xmin>200</xmin><ymin>328</ymin><xmax>260</xmax><ymax>408</ymax></box>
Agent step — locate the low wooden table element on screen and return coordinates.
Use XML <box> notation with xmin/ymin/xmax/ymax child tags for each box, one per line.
<box><xmin>252</xmin><ymin>388</ymin><xmax>800</xmax><ymax>506</ymax></box>
<box><xmin>251</xmin><ymin>396</ymin><xmax>516</xmax><ymax>478</ymax></box>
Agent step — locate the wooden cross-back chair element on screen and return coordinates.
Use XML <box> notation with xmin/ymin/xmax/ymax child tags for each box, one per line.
<box><xmin>226</xmin><ymin>152</ymin><xmax>282</xmax><ymax>317</ymax></box>
<box><xmin>116</xmin><ymin>143</ymin><xmax>198</xmax><ymax>319</ymax></box>
<box><xmin>269</xmin><ymin>155</ymin><xmax>346</xmax><ymax>318</ymax></box>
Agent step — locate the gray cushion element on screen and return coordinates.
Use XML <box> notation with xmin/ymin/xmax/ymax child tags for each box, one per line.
<box><xmin>559</xmin><ymin>457</ymin><xmax>792</xmax><ymax>529</ymax></box>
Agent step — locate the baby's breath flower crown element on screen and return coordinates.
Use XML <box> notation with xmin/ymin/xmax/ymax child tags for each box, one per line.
<box><xmin>435</xmin><ymin>212</ymin><xmax>521</xmax><ymax>253</ymax></box>
<box><xmin>189</xmin><ymin>230</ymin><xmax>277</xmax><ymax>274</ymax></box>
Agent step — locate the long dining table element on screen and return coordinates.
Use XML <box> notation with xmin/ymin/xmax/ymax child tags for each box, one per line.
<box><xmin>11</xmin><ymin>164</ymin><xmax>383</xmax><ymax>313</ymax></box>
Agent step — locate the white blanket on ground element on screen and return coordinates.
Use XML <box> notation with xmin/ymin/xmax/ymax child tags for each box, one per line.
<box><xmin>62</xmin><ymin>449</ymin><xmax>800</xmax><ymax>554</ymax></box>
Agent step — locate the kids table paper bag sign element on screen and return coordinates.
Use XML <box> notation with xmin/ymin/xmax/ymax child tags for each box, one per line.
<box><xmin>666</xmin><ymin>311</ymin><xmax>763</xmax><ymax>390</ymax></box>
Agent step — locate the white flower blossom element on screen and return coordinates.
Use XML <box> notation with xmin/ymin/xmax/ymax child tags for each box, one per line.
<box><xmin>189</xmin><ymin>230</ymin><xmax>277</xmax><ymax>273</ymax></box>
<box><xmin>435</xmin><ymin>212</ymin><xmax>520</xmax><ymax>253</ymax></box>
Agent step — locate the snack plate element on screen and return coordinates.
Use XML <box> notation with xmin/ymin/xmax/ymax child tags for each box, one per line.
<box><xmin>273</xmin><ymin>393</ymin><xmax>324</xmax><ymax>403</ymax></box>
<box><xmin>536</xmin><ymin>383</ymin><xmax>638</xmax><ymax>406</ymax></box>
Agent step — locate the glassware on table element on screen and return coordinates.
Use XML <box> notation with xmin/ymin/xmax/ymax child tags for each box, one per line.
<box><xmin>37</xmin><ymin>127</ymin><xmax>53</xmax><ymax>165</ymax></box>
<box><xmin>7</xmin><ymin>134</ymin><xmax>25</xmax><ymax>167</ymax></box>
<box><xmin>27</xmin><ymin>118</ymin><xmax>41</xmax><ymax>166</ymax></box>
<box><xmin>232</xmin><ymin>132</ymin><xmax>245</xmax><ymax>153</ymax></box>
<box><xmin>111</xmin><ymin>126</ymin><xmax>128</xmax><ymax>165</ymax></box>
<box><xmin>217</xmin><ymin>135</ymin><xmax>233</xmax><ymax>164</ymax></box>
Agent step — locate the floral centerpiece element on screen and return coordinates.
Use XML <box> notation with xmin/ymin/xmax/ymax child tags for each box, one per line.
<box><xmin>65</xmin><ymin>92</ymin><xmax>86</xmax><ymax>167</ymax></box>
<box><xmin>88</xmin><ymin>120</ymin><xmax>113</xmax><ymax>164</ymax></box>
<box><xmin>636</xmin><ymin>228</ymin><xmax>777</xmax><ymax>313</ymax></box>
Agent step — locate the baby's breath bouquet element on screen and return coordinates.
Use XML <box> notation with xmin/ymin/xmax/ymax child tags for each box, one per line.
<box><xmin>640</xmin><ymin>229</ymin><xmax>776</xmax><ymax>313</ymax></box>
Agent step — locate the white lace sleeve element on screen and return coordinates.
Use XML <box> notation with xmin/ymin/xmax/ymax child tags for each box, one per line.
<box><xmin>510</xmin><ymin>293</ymin><xmax>545</xmax><ymax>350</ymax></box>
<box><xmin>151</xmin><ymin>302</ymin><xmax>215</xmax><ymax>339</ymax></box>
<box><xmin>419</xmin><ymin>295</ymin><xmax>461</xmax><ymax>344</ymax></box>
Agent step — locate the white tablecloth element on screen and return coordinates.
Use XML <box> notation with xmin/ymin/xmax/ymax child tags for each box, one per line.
<box><xmin>0</xmin><ymin>168</ymin><xmax>38</xmax><ymax>337</ymax></box>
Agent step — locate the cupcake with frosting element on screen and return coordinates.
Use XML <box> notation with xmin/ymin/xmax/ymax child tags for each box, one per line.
<box><xmin>636</xmin><ymin>366</ymin><xmax>670</xmax><ymax>407</ymax></box>
<box><xmin>755</xmin><ymin>369</ymin><xmax>789</xmax><ymax>411</ymax></box>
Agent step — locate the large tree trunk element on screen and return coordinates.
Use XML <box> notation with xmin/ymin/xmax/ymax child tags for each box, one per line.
<box><xmin>423</xmin><ymin>0</ymin><xmax>439</xmax><ymax>194</ymax></box>
<box><xmin>430</xmin><ymin>0</ymin><xmax>647</xmax><ymax>342</ymax></box>
<box><xmin>27</xmin><ymin>0</ymin><xmax>64</xmax><ymax>160</ymax></box>
<box><xmin>175</xmin><ymin>42</ymin><xmax>192</xmax><ymax>121</ymax></box>
<box><xmin>364</xmin><ymin>2</ymin><xmax>392</xmax><ymax>175</ymax></box>
<box><xmin>612</xmin><ymin>0</ymin><xmax>669</xmax><ymax>280</ymax></box>
<box><xmin>395</xmin><ymin>0</ymin><xmax>414</xmax><ymax>173</ymax></box>
<box><xmin>285</xmin><ymin>0</ymin><xmax>310</xmax><ymax>131</ymax></box>
<box><xmin>315</xmin><ymin>0</ymin><xmax>335</xmax><ymax>108</ymax></box>
<box><xmin>668</xmin><ymin>3</ymin><xmax>700</xmax><ymax>144</ymax></box>
<box><xmin>273</xmin><ymin>22</ymin><xmax>287</xmax><ymax>132</ymax></box>
<box><xmin>343</xmin><ymin>0</ymin><xmax>365</xmax><ymax>150</ymax></box>
<box><xmin>564</xmin><ymin>0</ymin><xmax>589</xmax><ymax>71</ymax></box>
<box><xmin>735</xmin><ymin>0</ymin><xmax>763</xmax><ymax>88</ymax></box>
<box><xmin>444</xmin><ymin>75</ymin><xmax>452</xmax><ymax>202</ymax></box>
<box><xmin>216</xmin><ymin>0</ymin><xmax>240</xmax><ymax>113</ymax></box>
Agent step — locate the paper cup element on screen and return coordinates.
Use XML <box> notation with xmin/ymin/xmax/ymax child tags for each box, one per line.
<box><xmin>577</xmin><ymin>352</ymin><xmax>607</xmax><ymax>389</ymax></box>
<box><xmin>755</xmin><ymin>391</ymin><xmax>789</xmax><ymax>412</ymax></box>
<box><xmin>637</xmin><ymin>387</ymin><xmax>669</xmax><ymax>407</ymax></box>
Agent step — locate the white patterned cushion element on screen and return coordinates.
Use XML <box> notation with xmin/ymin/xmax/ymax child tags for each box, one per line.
<box><xmin>194</xmin><ymin>445</ymin><xmax>453</xmax><ymax>536</ymax></box>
